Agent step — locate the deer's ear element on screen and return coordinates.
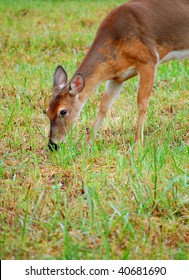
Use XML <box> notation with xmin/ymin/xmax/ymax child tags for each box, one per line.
<box><xmin>53</xmin><ymin>65</ymin><xmax>68</xmax><ymax>89</ymax></box>
<box><xmin>70</xmin><ymin>73</ymin><xmax>85</xmax><ymax>95</ymax></box>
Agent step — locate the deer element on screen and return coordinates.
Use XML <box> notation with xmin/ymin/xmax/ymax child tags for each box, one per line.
<box><xmin>46</xmin><ymin>0</ymin><xmax>189</xmax><ymax>151</ymax></box>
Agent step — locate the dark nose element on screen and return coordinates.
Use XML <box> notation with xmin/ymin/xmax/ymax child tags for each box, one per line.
<box><xmin>48</xmin><ymin>140</ymin><xmax>58</xmax><ymax>151</ymax></box>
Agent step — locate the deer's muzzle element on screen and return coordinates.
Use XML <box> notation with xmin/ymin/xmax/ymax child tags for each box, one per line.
<box><xmin>48</xmin><ymin>140</ymin><xmax>58</xmax><ymax>152</ymax></box>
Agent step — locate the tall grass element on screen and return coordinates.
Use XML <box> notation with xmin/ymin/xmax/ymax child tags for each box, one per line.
<box><xmin>0</xmin><ymin>0</ymin><xmax>189</xmax><ymax>260</ymax></box>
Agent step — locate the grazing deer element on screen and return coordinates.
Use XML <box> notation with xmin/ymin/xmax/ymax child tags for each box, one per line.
<box><xmin>46</xmin><ymin>0</ymin><xmax>189</xmax><ymax>151</ymax></box>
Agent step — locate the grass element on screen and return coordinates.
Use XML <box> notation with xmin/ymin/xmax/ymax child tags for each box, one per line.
<box><xmin>0</xmin><ymin>0</ymin><xmax>189</xmax><ymax>260</ymax></box>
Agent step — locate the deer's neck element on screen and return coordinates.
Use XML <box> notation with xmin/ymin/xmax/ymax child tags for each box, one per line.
<box><xmin>73</xmin><ymin>37</ymin><xmax>116</xmax><ymax>103</ymax></box>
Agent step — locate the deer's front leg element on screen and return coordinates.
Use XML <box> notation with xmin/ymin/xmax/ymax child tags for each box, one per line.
<box><xmin>135</xmin><ymin>63</ymin><xmax>156</xmax><ymax>144</ymax></box>
<box><xmin>87</xmin><ymin>79</ymin><xmax>123</xmax><ymax>145</ymax></box>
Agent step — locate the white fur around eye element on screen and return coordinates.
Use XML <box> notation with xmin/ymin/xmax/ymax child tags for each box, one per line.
<box><xmin>58</xmin><ymin>84</ymin><xmax>65</xmax><ymax>90</ymax></box>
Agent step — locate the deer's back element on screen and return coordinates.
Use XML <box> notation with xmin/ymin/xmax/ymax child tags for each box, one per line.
<box><xmin>96</xmin><ymin>0</ymin><xmax>189</xmax><ymax>50</ymax></box>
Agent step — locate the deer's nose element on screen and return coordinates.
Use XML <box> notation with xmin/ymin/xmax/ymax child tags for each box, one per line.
<box><xmin>48</xmin><ymin>140</ymin><xmax>58</xmax><ymax>152</ymax></box>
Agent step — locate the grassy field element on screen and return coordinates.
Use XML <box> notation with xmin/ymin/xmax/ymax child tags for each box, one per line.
<box><xmin>0</xmin><ymin>0</ymin><xmax>189</xmax><ymax>260</ymax></box>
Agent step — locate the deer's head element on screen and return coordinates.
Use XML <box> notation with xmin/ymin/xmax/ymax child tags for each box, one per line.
<box><xmin>46</xmin><ymin>66</ymin><xmax>85</xmax><ymax>151</ymax></box>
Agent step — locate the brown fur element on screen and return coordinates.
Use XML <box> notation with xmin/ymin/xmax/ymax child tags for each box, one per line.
<box><xmin>47</xmin><ymin>0</ymin><xmax>189</xmax><ymax>146</ymax></box>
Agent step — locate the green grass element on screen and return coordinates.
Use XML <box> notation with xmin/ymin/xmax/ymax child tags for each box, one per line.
<box><xmin>0</xmin><ymin>0</ymin><xmax>189</xmax><ymax>260</ymax></box>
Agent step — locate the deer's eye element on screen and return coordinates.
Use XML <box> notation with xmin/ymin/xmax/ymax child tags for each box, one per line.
<box><xmin>59</xmin><ymin>109</ymin><xmax>68</xmax><ymax>117</ymax></box>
